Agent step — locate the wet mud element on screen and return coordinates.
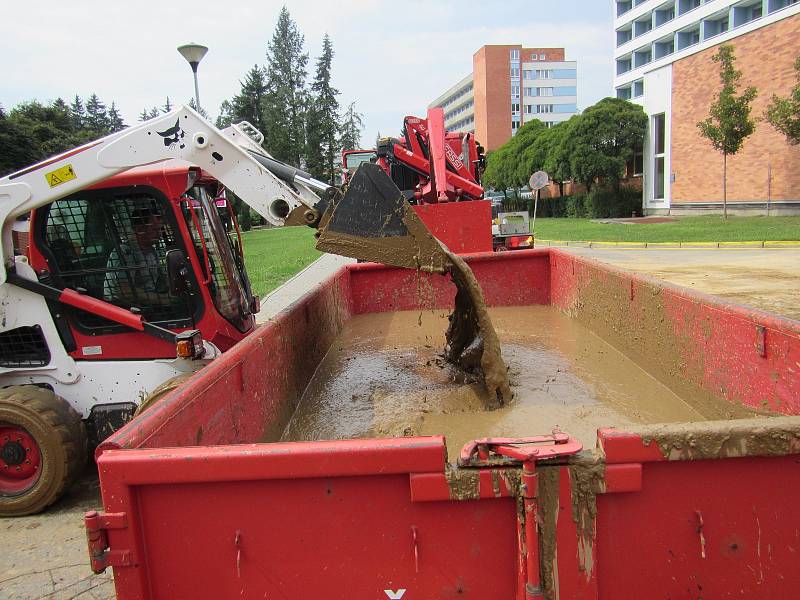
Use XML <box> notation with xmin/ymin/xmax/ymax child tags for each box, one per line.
<box><xmin>280</xmin><ymin>306</ymin><xmax>753</xmax><ymax>457</ymax></box>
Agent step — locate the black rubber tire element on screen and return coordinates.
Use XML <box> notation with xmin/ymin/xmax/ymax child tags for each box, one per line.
<box><xmin>134</xmin><ymin>373</ymin><xmax>194</xmax><ymax>417</ymax></box>
<box><xmin>0</xmin><ymin>386</ymin><xmax>87</xmax><ymax>517</ymax></box>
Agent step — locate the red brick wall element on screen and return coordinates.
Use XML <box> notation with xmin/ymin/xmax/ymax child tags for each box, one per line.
<box><xmin>474</xmin><ymin>45</ymin><xmax>513</xmax><ymax>151</ymax></box>
<box><xmin>671</xmin><ymin>14</ymin><xmax>800</xmax><ymax>204</ymax></box>
<box><xmin>520</xmin><ymin>48</ymin><xmax>565</xmax><ymax>62</ymax></box>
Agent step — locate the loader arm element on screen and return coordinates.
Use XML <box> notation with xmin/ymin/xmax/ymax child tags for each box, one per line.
<box><xmin>0</xmin><ymin>106</ymin><xmax>322</xmax><ymax>285</ymax></box>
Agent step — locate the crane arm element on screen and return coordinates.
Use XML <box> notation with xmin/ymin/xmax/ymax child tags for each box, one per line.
<box><xmin>0</xmin><ymin>106</ymin><xmax>323</xmax><ymax>284</ymax></box>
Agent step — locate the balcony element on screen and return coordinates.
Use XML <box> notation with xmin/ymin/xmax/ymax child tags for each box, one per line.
<box><xmin>677</xmin><ymin>0</ymin><xmax>701</xmax><ymax>16</ymax></box>
<box><xmin>733</xmin><ymin>0</ymin><xmax>764</xmax><ymax>26</ymax></box>
<box><xmin>677</xmin><ymin>26</ymin><xmax>701</xmax><ymax>50</ymax></box>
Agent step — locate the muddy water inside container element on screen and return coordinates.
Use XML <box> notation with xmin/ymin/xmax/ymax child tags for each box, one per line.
<box><xmin>281</xmin><ymin>306</ymin><xmax>752</xmax><ymax>457</ymax></box>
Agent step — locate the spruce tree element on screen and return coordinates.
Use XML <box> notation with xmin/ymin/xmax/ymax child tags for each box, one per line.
<box><xmin>338</xmin><ymin>101</ymin><xmax>364</xmax><ymax>151</ymax></box>
<box><xmin>188</xmin><ymin>97</ymin><xmax>209</xmax><ymax>119</ymax></box>
<box><xmin>148</xmin><ymin>107</ymin><xmax>161</xmax><ymax>120</ymax></box>
<box><xmin>162</xmin><ymin>96</ymin><xmax>173</xmax><ymax>114</ymax></box>
<box><xmin>232</xmin><ymin>65</ymin><xmax>268</xmax><ymax>137</ymax></box>
<box><xmin>306</xmin><ymin>34</ymin><xmax>341</xmax><ymax>184</ymax></box>
<box><xmin>139</xmin><ymin>108</ymin><xmax>151</xmax><ymax>122</ymax></box>
<box><xmin>216</xmin><ymin>100</ymin><xmax>235</xmax><ymax>129</ymax></box>
<box><xmin>70</xmin><ymin>95</ymin><xmax>86</xmax><ymax>129</ymax></box>
<box><xmin>85</xmin><ymin>93</ymin><xmax>108</xmax><ymax>133</ymax></box>
<box><xmin>107</xmin><ymin>102</ymin><xmax>126</xmax><ymax>132</ymax></box>
<box><xmin>263</xmin><ymin>6</ymin><xmax>308</xmax><ymax>165</ymax></box>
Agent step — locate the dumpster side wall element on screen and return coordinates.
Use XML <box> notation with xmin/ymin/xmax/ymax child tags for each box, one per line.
<box><xmin>549</xmin><ymin>250</ymin><xmax>800</xmax><ymax>414</ymax></box>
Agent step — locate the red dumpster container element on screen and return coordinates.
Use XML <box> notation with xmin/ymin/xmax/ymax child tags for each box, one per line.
<box><xmin>88</xmin><ymin>249</ymin><xmax>800</xmax><ymax>599</ymax></box>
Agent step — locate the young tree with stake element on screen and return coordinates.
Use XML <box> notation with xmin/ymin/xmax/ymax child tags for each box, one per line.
<box><xmin>697</xmin><ymin>44</ymin><xmax>758</xmax><ymax>219</ymax></box>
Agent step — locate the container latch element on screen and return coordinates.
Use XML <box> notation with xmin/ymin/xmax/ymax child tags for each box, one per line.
<box><xmin>84</xmin><ymin>510</ymin><xmax>132</xmax><ymax>573</ymax></box>
<box><xmin>458</xmin><ymin>431</ymin><xmax>582</xmax><ymax>467</ymax></box>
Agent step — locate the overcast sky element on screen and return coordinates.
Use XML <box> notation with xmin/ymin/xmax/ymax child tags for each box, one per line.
<box><xmin>1</xmin><ymin>0</ymin><xmax>613</xmax><ymax>148</ymax></box>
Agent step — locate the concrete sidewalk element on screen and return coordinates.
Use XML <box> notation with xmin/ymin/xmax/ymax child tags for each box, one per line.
<box><xmin>256</xmin><ymin>253</ymin><xmax>356</xmax><ymax>322</ymax></box>
<box><xmin>561</xmin><ymin>246</ymin><xmax>800</xmax><ymax>321</ymax></box>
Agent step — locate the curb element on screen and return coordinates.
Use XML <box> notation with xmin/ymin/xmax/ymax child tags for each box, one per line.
<box><xmin>534</xmin><ymin>239</ymin><xmax>800</xmax><ymax>249</ymax></box>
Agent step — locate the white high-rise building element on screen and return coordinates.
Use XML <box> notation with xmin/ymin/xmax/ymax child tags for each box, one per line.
<box><xmin>613</xmin><ymin>0</ymin><xmax>800</xmax><ymax>214</ymax></box>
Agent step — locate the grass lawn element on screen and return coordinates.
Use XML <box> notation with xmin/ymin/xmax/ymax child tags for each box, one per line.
<box><xmin>241</xmin><ymin>226</ymin><xmax>322</xmax><ymax>297</ymax></box>
<box><xmin>532</xmin><ymin>216</ymin><xmax>800</xmax><ymax>243</ymax></box>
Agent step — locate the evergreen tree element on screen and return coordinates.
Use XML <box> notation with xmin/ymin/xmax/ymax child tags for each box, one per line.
<box><xmin>338</xmin><ymin>101</ymin><xmax>364</xmax><ymax>151</ymax></box>
<box><xmin>263</xmin><ymin>6</ymin><xmax>308</xmax><ymax>165</ymax></box>
<box><xmin>0</xmin><ymin>104</ymin><xmax>5</xmax><ymax>119</ymax></box>
<box><xmin>107</xmin><ymin>102</ymin><xmax>126</xmax><ymax>132</ymax></box>
<box><xmin>70</xmin><ymin>95</ymin><xmax>86</xmax><ymax>129</ymax></box>
<box><xmin>232</xmin><ymin>65</ymin><xmax>268</xmax><ymax>137</ymax></box>
<box><xmin>85</xmin><ymin>93</ymin><xmax>108</xmax><ymax>133</ymax></box>
<box><xmin>148</xmin><ymin>107</ymin><xmax>161</xmax><ymax>120</ymax></box>
<box><xmin>162</xmin><ymin>96</ymin><xmax>173</xmax><ymax>114</ymax></box>
<box><xmin>216</xmin><ymin>100</ymin><xmax>234</xmax><ymax>129</ymax></box>
<box><xmin>697</xmin><ymin>44</ymin><xmax>758</xmax><ymax>219</ymax></box>
<box><xmin>139</xmin><ymin>108</ymin><xmax>151</xmax><ymax>122</ymax></box>
<box><xmin>188</xmin><ymin>97</ymin><xmax>209</xmax><ymax>119</ymax></box>
<box><xmin>305</xmin><ymin>34</ymin><xmax>341</xmax><ymax>184</ymax></box>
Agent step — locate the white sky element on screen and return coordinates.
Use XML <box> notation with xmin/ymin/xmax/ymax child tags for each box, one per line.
<box><xmin>1</xmin><ymin>0</ymin><xmax>613</xmax><ymax>148</ymax></box>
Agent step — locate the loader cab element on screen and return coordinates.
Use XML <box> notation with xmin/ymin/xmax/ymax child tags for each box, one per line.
<box><xmin>28</xmin><ymin>162</ymin><xmax>256</xmax><ymax>361</ymax></box>
<box><xmin>341</xmin><ymin>150</ymin><xmax>377</xmax><ymax>185</ymax></box>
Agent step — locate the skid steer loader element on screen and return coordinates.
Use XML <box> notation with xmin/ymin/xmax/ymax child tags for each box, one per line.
<box><xmin>0</xmin><ymin>105</ymin><xmax>497</xmax><ymax>516</ymax></box>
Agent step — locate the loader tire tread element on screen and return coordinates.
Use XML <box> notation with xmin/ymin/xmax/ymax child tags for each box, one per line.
<box><xmin>0</xmin><ymin>386</ymin><xmax>87</xmax><ymax>517</ymax></box>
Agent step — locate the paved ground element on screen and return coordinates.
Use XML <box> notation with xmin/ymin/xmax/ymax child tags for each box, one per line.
<box><xmin>1</xmin><ymin>467</ymin><xmax>113</xmax><ymax>599</ymax></box>
<box><xmin>563</xmin><ymin>247</ymin><xmax>800</xmax><ymax>321</ymax></box>
<box><xmin>3</xmin><ymin>248</ymin><xmax>796</xmax><ymax>599</ymax></box>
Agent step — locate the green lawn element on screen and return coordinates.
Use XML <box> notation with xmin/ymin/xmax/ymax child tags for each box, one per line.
<box><xmin>532</xmin><ymin>216</ymin><xmax>800</xmax><ymax>243</ymax></box>
<box><xmin>241</xmin><ymin>226</ymin><xmax>322</xmax><ymax>297</ymax></box>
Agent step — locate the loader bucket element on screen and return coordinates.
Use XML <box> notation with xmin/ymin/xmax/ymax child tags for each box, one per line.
<box><xmin>315</xmin><ymin>163</ymin><xmax>449</xmax><ymax>273</ymax></box>
<box><xmin>316</xmin><ymin>163</ymin><xmax>512</xmax><ymax>406</ymax></box>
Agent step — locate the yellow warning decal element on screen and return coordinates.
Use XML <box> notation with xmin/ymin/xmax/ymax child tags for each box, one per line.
<box><xmin>45</xmin><ymin>164</ymin><xmax>76</xmax><ymax>188</ymax></box>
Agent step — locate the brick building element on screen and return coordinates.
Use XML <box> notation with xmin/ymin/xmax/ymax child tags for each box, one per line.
<box><xmin>428</xmin><ymin>45</ymin><xmax>579</xmax><ymax>151</ymax></box>
<box><xmin>614</xmin><ymin>0</ymin><xmax>800</xmax><ymax>214</ymax></box>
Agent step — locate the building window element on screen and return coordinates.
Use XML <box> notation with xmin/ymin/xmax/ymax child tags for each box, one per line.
<box><xmin>633</xmin><ymin>80</ymin><xmax>644</xmax><ymax>98</ymax></box>
<box><xmin>524</xmin><ymin>105</ymin><xmax>534</xmax><ymax>114</ymax></box>
<box><xmin>523</xmin><ymin>70</ymin><xmax>533</xmax><ymax>80</ymax></box>
<box><xmin>633</xmin><ymin>152</ymin><xmax>644</xmax><ymax>177</ymax></box>
<box><xmin>536</xmin><ymin>70</ymin><xmax>552</xmax><ymax>79</ymax></box>
<box><xmin>653</xmin><ymin>113</ymin><xmax>666</xmax><ymax>200</ymax></box>
<box><xmin>655</xmin><ymin>5</ymin><xmax>675</xmax><ymax>26</ymax></box>
<box><xmin>537</xmin><ymin>87</ymin><xmax>554</xmax><ymax>97</ymax></box>
<box><xmin>617</xmin><ymin>87</ymin><xmax>632</xmax><ymax>100</ymax></box>
<box><xmin>733</xmin><ymin>2</ymin><xmax>764</xmax><ymax>26</ymax></box>
<box><xmin>511</xmin><ymin>85</ymin><xmax>520</xmax><ymax>97</ymax></box>
<box><xmin>510</xmin><ymin>67</ymin><xmax>520</xmax><ymax>78</ymax></box>
<box><xmin>539</xmin><ymin>53</ymin><xmax>546</xmax><ymax>60</ymax></box>
<box><xmin>523</xmin><ymin>87</ymin><xmax>534</xmax><ymax>96</ymax></box>
<box><xmin>512</xmin><ymin>121</ymin><xmax>520</xmax><ymax>132</ymax></box>
<box><xmin>511</xmin><ymin>103</ymin><xmax>520</xmax><ymax>115</ymax></box>
<box><xmin>678</xmin><ymin>0</ymin><xmax>701</xmax><ymax>15</ymax></box>
<box><xmin>770</xmin><ymin>0</ymin><xmax>800</xmax><ymax>13</ymax></box>
<box><xmin>536</xmin><ymin>104</ymin><xmax>554</xmax><ymax>113</ymax></box>
<box><xmin>510</xmin><ymin>49</ymin><xmax>520</xmax><ymax>60</ymax></box>
<box><xmin>617</xmin><ymin>56</ymin><xmax>632</xmax><ymax>75</ymax></box>
<box><xmin>677</xmin><ymin>27</ymin><xmax>700</xmax><ymax>50</ymax></box>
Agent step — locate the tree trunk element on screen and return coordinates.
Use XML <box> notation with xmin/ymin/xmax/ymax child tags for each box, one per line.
<box><xmin>723</xmin><ymin>153</ymin><xmax>728</xmax><ymax>220</ymax></box>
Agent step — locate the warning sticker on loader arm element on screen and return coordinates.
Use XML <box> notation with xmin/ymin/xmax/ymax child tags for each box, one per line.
<box><xmin>45</xmin><ymin>164</ymin><xmax>76</xmax><ymax>188</ymax></box>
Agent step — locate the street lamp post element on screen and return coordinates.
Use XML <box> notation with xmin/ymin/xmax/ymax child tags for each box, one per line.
<box><xmin>177</xmin><ymin>43</ymin><xmax>209</xmax><ymax>112</ymax></box>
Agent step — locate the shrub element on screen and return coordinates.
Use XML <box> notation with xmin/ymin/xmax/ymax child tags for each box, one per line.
<box><xmin>565</xmin><ymin>194</ymin><xmax>588</xmax><ymax>218</ymax></box>
<box><xmin>585</xmin><ymin>186</ymin><xmax>642</xmax><ymax>219</ymax></box>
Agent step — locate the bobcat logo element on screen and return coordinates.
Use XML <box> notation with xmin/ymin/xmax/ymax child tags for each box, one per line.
<box><xmin>157</xmin><ymin>119</ymin><xmax>186</xmax><ymax>150</ymax></box>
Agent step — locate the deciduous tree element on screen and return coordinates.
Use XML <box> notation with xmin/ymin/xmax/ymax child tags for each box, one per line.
<box><xmin>765</xmin><ymin>55</ymin><xmax>800</xmax><ymax>145</ymax></box>
<box><xmin>697</xmin><ymin>44</ymin><xmax>758</xmax><ymax>219</ymax></box>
